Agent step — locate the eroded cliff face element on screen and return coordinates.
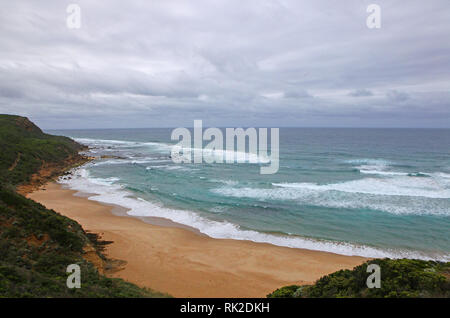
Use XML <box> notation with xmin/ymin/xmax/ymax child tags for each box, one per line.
<box><xmin>15</xmin><ymin>154</ymin><xmax>91</xmax><ymax>195</ymax></box>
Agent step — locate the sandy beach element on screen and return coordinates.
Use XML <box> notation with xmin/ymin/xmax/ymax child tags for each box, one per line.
<box><xmin>28</xmin><ymin>182</ymin><xmax>367</xmax><ymax>298</ymax></box>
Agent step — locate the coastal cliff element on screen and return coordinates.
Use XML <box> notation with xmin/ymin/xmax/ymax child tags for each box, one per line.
<box><xmin>0</xmin><ymin>114</ymin><xmax>168</xmax><ymax>297</ymax></box>
<box><xmin>0</xmin><ymin>114</ymin><xmax>90</xmax><ymax>193</ymax></box>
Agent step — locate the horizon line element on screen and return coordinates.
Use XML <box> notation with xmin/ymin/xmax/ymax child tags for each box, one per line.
<box><xmin>44</xmin><ymin>126</ymin><xmax>450</xmax><ymax>130</ymax></box>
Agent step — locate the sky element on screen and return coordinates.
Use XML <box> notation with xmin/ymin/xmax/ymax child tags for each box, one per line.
<box><xmin>0</xmin><ymin>0</ymin><xmax>449</xmax><ymax>129</ymax></box>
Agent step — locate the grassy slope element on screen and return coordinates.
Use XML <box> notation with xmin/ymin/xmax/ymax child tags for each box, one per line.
<box><xmin>0</xmin><ymin>114</ymin><xmax>86</xmax><ymax>186</ymax></box>
<box><xmin>268</xmin><ymin>259</ymin><xmax>450</xmax><ymax>298</ymax></box>
<box><xmin>0</xmin><ymin>114</ymin><xmax>169</xmax><ymax>297</ymax></box>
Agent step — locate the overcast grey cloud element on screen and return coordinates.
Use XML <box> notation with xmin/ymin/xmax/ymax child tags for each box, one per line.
<box><xmin>0</xmin><ymin>0</ymin><xmax>449</xmax><ymax>128</ymax></box>
<box><xmin>349</xmin><ymin>89</ymin><xmax>373</xmax><ymax>97</ymax></box>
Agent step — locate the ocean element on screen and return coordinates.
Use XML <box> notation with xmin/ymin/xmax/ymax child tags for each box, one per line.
<box><xmin>48</xmin><ymin>128</ymin><xmax>450</xmax><ymax>261</ymax></box>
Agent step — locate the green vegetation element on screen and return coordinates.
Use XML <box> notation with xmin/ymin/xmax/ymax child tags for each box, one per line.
<box><xmin>0</xmin><ymin>114</ymin><xmax>84</xmax><ymax>186</ymax></box>
<box><xmin>268</xmin><ymin>258</ymin><xmax>450</xmax><ymax>298</ymax></box>
<box><xmin>0</xmin><ymin>114</ymin><xmax>169</xmax><ymax>297</ymax></box>
<box><xmin>0</xmin><ymin>187</ymin><xmax>168</xmax><ymax>297</ymax></box>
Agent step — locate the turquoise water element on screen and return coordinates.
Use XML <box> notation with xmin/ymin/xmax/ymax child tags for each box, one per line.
<box><xmin>50</xmin><ymin>128</ymin><xmax>450</xmax><ymax>260</ymax></box>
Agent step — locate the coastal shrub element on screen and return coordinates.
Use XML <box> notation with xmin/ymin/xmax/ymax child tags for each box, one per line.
<box><xmin>0</xmin><ymin>187</ymin><xmax>85</xmax><ymax>252</ymax></box>
<box><xmin>267</xmin><ymin>285</ymin><xmax>302</xmax><ymax>298</ymax></box>
<box><xmin>0</xmin><ymin>185</ymin><xmax>170</xmax><ymax>297</ymax></box>
<box><xmin>267</xmin><ymin>259</ymin><xmax>450</xmax><ymax>298</ymax></box>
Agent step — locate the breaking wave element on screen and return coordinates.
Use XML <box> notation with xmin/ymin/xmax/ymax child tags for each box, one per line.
<box><xmin>57</xmin><ymin>167</ymin><xmax>449</xmax><ymax>261</ymax></box>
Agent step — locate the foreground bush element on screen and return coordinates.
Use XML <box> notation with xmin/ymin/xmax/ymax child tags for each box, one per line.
<box><xmin>268</xmin><ymin>258</ymin><xmax>450</xmax><ymax>298</ymax></box>
<box><xmin>0</xmin><ymin>186</ymin><xmax>169</xmax><ymax>297</ymax></box>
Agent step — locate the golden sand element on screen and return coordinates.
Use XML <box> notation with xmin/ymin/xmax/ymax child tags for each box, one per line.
<box><xmin>28</xmin><ymin>182</ymin><xmax>367</xmax><ymax>297</ymax></box>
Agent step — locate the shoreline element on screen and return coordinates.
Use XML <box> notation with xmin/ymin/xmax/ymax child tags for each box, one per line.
<box><xmin>68</xmin><ymin>185</ymin><xmax>207</xmax><ymax>236</ymax></box>
<box><xmin>28</xmin><ymin>181</ymin><xmax>368</xmax><ymax>297</ymax></box>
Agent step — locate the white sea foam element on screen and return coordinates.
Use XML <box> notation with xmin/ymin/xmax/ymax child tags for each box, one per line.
<box><xmin>211</xmin><ymin>173</ymin><xmax>450</xmax><ymax>216</ymax></box>
<box><xmin>434</xmin><ymin>172</ymin><xmax>450</xmax><ymax>186</ymax></box>
<box><xmin>201</xmin><ymin>147</ymin><xmax>270</xmax><ymax>163</ymax></box>
<box><xmin>74</xmin><ymin>137</ymin><xmax>173</xmax><ymax>153</ymax></box>
<box><xmin>346</xmin><ymin>158</ymin><xmax>404</xmax><ymax>176</ymax></box>
<box><xmin>172</xmin><ymin>147</ymin><xmax>270</xmax><ymax>164</ymax></box>
<box><xmin>91</xmin><ymin>158</ymin><xmax>169</xmax><ymax>166</ymax></box>
<box><xmin>145</xmin><ymin>165</ymin><xmax>193</xmax><ymax>171</ymax></box>
<box><xmin>75</xmin><ymin>137</ymin><xmax>143</xmax><ymax>147</ymax></box>
<box><xmin>345</xmin><ymin>158</ymin><xmax>393</xmax><ymax>166</ymax></box>
<box><xmin>213</xmin><ymin>185</ymin><xmax>450</xmax><ymax>216</ymax></box>
<box><xmin>357</xmin><ymin>165</ymin><xmax>409</xmax><ymax>176</ymax></box>
<box><xmin>58</xmin><ymin>167</ymin><xmax>449</xmax><ymax>261</ymax></box>
<box><xmin>209</xmin><ymin>179</ymin><xmax>240</xmax><ymax>186</ymax></box>
<box><xmin>348</xmin><ymin>159</ymin><xmax>450</xmax><ymax>192</ymax></box>
<box><xmin>272</xmin><ymin>176</ymin><xmax>450</xmax><ymax>199</ymax></box>
<box><xmin>76</xmin><ymin>137</ymin><xmax>270</xmax><ymax>164</ymax></box>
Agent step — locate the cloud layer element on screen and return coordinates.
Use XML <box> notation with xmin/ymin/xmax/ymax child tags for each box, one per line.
<box><xmin>0</xmin><ymin>0</ymin><xmax>449</xmax><ymax>128</ymax></box>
